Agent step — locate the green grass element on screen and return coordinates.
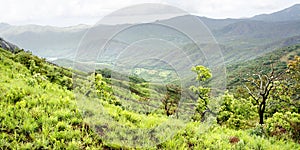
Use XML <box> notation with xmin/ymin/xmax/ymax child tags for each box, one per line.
<box><xmin>0</xmin><ymin>48</ymin><xmax>103</xmax><ymax>149</ymax></box>
<box><xmin>162</xmin><ymin>124</ymin><xmax>300</xmax><ymax>150</ymax></box>
<box><xmin>0</xmin><ymin>47</ymin><xmax>299</xmax><ymax>149</ymax></box>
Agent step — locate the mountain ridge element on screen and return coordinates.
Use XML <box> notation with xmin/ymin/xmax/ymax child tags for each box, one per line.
<box><xmin>251</xmin><ymin>4</ymin><xmax>300</xmax><ymax>22</ymax></box>
<box><xmin>0</xmin><ymin>4</ymin><xmax>299</xmax><ymax>65</ymax></box>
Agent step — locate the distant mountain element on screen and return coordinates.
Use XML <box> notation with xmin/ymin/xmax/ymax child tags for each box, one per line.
<box><xmin>0</xmin><ymin>24</ymin><xmax>90</xmax><ymax>58</ymax></box>
<box><xmin>197</xmin><ymin>17</ymin><xmax>243</xmax><ymax>31</ymax></box>
<box><xmin>212</xmin><ymin>19</ymin><xmax>300</xmax><ymax>62</ymax></box>
<box><xmin>251</xmin><ymin>4</ymin><xmax>300</xmax><ymax>22</ymax></box>
<box><xmin>216</xmin><ymin>20</ymin><xmax>300</xmax><ymax>40</ymax></box>
<box><xmin>0</xmin><ymin>4</ymin><xmax>300</xmax><ymax>66</ymax></box>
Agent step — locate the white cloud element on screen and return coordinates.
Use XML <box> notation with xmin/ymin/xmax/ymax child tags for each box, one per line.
<box><xmin>0</xmin><ymin>0</ymin><xmax>299</xmax><ymax>26</ymax></box>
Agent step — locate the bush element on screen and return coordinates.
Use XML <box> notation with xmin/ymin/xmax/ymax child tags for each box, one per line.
<box><xmin>217</xmin><ymin>92</ymin><xmax>257</xmax><ymax>129</ymax></box>
<box><xmin>266</xmin><ymin>112</ymin><xmax>300</xmax><ymax>142</ymax></box>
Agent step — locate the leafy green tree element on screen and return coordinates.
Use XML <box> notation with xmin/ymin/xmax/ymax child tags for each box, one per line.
<box><xmin>287</xmin><ymin>55</ymin><xmax>300</xmax><ymax>102</ymax></box>
<box><xmin>265</xmin><ymin>56</ymin><xmax>300</xmax><ymax>115</ymax></box>
<box><xmin>217</xmin><ymin>92</ymin><xmax>256</xmax><ymax>129</ymax></box>
<box><xmin>265</xmin><ymin>81</ymin><xmax>292</xmax><ymax>118</ymax></box>
<box><xmin>189</xmin><ymin>65</ymin><xmax>213</xmax><ymax>121</ymax></box>
<box><xmin>95</xmin><ymin>74</ymin><xmax>121</xmax><ymax>106</ymax></box>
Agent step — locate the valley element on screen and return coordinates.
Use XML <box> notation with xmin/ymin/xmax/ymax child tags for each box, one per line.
<box><xmin>0</xmin><ymin>3</ymin><xmax>300</xmax><ymax>149</ymax></box>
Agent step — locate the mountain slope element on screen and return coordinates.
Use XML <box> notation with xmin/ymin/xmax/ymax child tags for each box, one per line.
<box><xmin>0</xmin><ymin>37</ymin><xmax>19</xmax><ymax>52</ymax></box>
<box><xmin>0</xmin><ymin>47</ymin><xmax>105</xmax><ymax>149</ymax></box>
<box><xmin>1</xmin><ymin>46</ymin><xmax>299</xmax><ymax>149</ymax></box>
<box><xmin>217</xmin><ymin>20</ymin><xmax>300</xmax><ymax>39</ymax></box>
<box><xmin>0</xmin><ymin>4</ymin><xmax>300</xmax><ymax>66</ymax></box>
<box><xmin>251</xmin><ymin>4</ymin><xmax>300</xmax><ymax>22</ymax></box>
<box><xmin>0</xmin><ymin>24</ymin><xmax>89</xmax><ymax>58</ymax></box>
<box><xmin>227</xmin><ymin>44</ymin><xmax>300</xmax><ymax>89</ymax></box>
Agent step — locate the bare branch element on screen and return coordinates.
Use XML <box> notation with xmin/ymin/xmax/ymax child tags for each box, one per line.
<box><xmin>243</xmin><ymin>78</ymin><xmax>259</xmax><ymax>88</ymax></box>
<box><xmin>257</xmin><ymin>74</ymin><xmax>262</xmax><ymax>87</ymax></box>
<box><xmin>242</xmin><ymin>83</ymin><xmax>259</xmax><ymax>104</ymax></box>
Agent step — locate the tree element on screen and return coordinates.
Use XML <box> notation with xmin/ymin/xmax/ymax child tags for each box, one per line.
<box><xmin>217</xmin><ymin>92</ymin><xmax>256</xmax><ymax>129</ymax></box>
<box><xmin>189</xmin><ymin>65</ymin><xmax>213</xmax><ymax>121</ymax></box>
<box><xmin>94</xmin><ymin>73</ymin><xmax>121</xmax><ymax>106</ymax></box>
<box><xmin>242</xmin><ymin>64</ymin><xmax>284</xmax><ymax>124</ymax></box>
<box><xmin>161</xmin><ymin>84</ymin><xmax>181</xmax><ymax>116</ymax></box>
<box><xmin>263</xmin><ymin>56</ymin><xmax>300</xmax><ymax>142</ymax></box>
<box><xmin>287</xmin><ymin>55</ymin><xmax>300</xmax><ymax>101</ymax></box>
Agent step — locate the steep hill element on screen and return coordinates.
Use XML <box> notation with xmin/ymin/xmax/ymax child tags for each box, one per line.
<box><xmin>0</xmin><ymin>47</ymin><xmax>105</xmax><ymax>148</ymax></box>
<box><xmin>1</xmin><ymin>39</ymin><xmax>300</xmax><ymax>149</ymax></box>
<box><xmin>0</xmin><ymin>41</ymin><xmax>299</xmax><ymax>149</ymax></box>
<box><xmin>0</xmin><ymin>37</ymin><xmax>19</xmax><ymax>52</ymax></box>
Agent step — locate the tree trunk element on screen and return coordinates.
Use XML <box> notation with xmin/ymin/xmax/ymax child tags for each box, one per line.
<box><xmin>259</xmin><ymin>109</ymin><xmax>264</xmax><ymax>124</ymax></box>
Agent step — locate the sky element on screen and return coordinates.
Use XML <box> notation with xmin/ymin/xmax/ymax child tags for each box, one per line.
<box><xmin>0</xmin><ymin>0</ymin><xmax>299</xmax><ymax>27</ymax></box>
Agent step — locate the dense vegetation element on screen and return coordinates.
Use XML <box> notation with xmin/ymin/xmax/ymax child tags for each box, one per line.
<box><xmin>224</xmin><ymin>44</ymin><xmax>300</xmax><ymax>140</ymax></box>
<box><xmin>0</xmin><ymin>49</ymin><xmax>103</xmax><ymax>149</ymax></box>
<box><xmin>0</xmin><ymin>44</ymin><xmax>300</xmax><ymax>149</ymax></box>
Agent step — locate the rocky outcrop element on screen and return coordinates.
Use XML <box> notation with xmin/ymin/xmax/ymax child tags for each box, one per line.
<box><xmin>0</xmin><ymin>37</ymin><xmax>19</xmax><ymax>52</ymax></box>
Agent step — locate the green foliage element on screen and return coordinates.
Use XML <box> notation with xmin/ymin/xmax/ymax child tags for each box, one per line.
<box><xmin>241</xmin><ymin>62</ymin><xmax>286</xmax><ymax>124</ymax></box>
<box><xmin>217</xmin><ymin>92</ymin><xmax>257</xmax><ymax>129</ymax></box>
<box><xmin>129</xmin><ymin>74</ymin><xmax>147</xmax><ymax>84</ymax></box>
<box><xmin>96</xmin><ymin>68</ymin><xmax>112</xmax><ymax>78</ymax></box>
<box><xmin>265</xmin><ymin>81</ymin><xmax>295</xmax><ymax>118</ymax></box>
<box><xmin>227</xmin><ymin>44</ymin><xmax>300</xmax><ymax>92</ymax></box>
<box><xmin>0</xmin><ymin>49</ymin><xmax>103</xmax><ymax>149</ymax></box>
<box><xmin>160</xmin><ymin>124</ymin><xmax>300</xmax><ymax>149</ymax></box>
<box><xmin>1</xmin><ymin>45</ymin><xmax>300</xmax><ymax>149</ymax></box>
<box><xmin>249</xmin><ymin>124</ymin><xmax>265</xmax><ymax>137</ymax></box>
<box><xmin>161</xmin><ymin>84</ymin><xmax>181</xmax><ymax>116</ymax></box>
<box><xmin>95</xmin><ymin>74</ymin><xmax>121</xmax><ymax>106</ymax></box>
<box><xmin>13</xmin><ymin>51</ymin><xmax>73</xmax><ymax>90</ymax></box>
<box><xmin>287</xmin><ymin>55</ymin><xmax>300</xmax><ymax>101</ymax></box>
<box><xmin>190</xmin><ymin>65</ymin><xmax>212</xmax><ymax>121</ymax></box>
<box><xmin>225</xmin><ymin>45</ymin><xmax>300</xmax><ymax>142</ymax></box>
<box><xmin>266</xmin><ymin>112</ymin><xmax>300</xmax><ymax>143</ymax></box>
<box><xmin>191</xmin><ymin>65</ymin><xmax>212</xmax><ymax>82</ymax></box>
<box><xmin>128</xmin><ymin>74</ymin><xmax>150</xmax><ymax>100</ymax></box>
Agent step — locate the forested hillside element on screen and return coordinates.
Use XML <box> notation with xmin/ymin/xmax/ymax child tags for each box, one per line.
<box><xmin>228</xmin><ymin>44</ymin><xmax>300</xmax><ymax>89</ymax></box>
<box><xmin>1</xmin><ymin>42</ymin><xmax>300</xmax><ymax>149</ymax></box>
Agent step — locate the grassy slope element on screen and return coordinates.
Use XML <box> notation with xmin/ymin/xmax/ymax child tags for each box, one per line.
<box><xmin>0</xmin><ymin>48</ymin><xmax>299</xmax><ymax>149</ymax></box>
<box><xmin>0</xmin><ymin>48</ymin><xmax>103</xmax><ymax>149</ymax></box>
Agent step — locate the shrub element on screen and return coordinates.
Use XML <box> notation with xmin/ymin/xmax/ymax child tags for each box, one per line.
<box><xmin>266</xmin><ymin>112</ymin><xmax>300</xmax><ymax>142</ymax></box>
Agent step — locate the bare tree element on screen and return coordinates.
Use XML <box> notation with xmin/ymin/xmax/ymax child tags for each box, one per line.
<box><xmin>242</xmin><ymin>64</ymin><xmax>284</xmax><ymax>124</ymax></box>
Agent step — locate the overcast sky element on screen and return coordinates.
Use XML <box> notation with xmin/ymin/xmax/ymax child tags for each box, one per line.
<box><xmin>0</xmin><ymin>0</ymin><xmax>299</xmax><ymax>27</ymax></box>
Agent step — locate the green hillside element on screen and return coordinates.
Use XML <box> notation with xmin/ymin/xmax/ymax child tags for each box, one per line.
<box><xmin>227</xmin><ymin>44</ymin><xmax>300</xmax><ymax>90</ymax></box>
<box><xmin>1</xmin><ymin>47</ymin><xmax>300</xmax><ymax>149</ymax></box>
<box><xmin>0</xmin><ymin>48</ymin><xmax>104</xmax><ymax>149</ymax></box>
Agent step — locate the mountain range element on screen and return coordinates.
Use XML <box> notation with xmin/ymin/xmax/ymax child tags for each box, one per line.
<box><xmin>0</xmin><ymin>4</ymin><xmax>300</xmax><ymax>66</ymax></box>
